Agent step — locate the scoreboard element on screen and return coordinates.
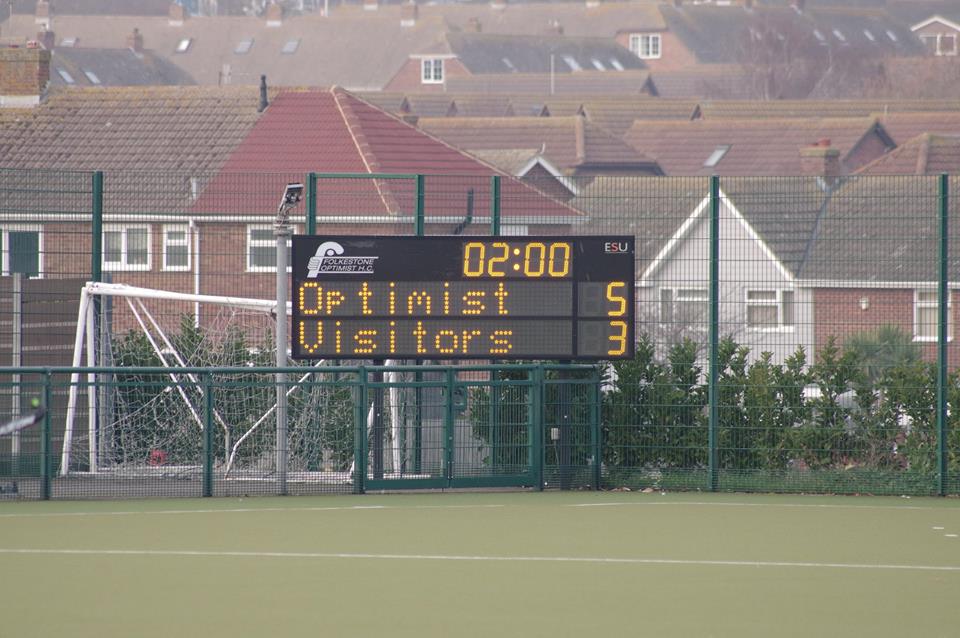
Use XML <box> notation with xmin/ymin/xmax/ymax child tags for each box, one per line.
<box><xmin>290</xmin><ymin>236</ymin><xmax>635</xmax><ymax>361</ymax></box>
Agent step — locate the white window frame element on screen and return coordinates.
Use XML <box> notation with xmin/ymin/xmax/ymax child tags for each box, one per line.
<box><xmin>938</xmin><ymin>33</ymin><xmax>958</xmax><ymax>56</ymax></box>
<box><xmin>162</xmin><ymin>224</ymin><xmax>191</xmax><ymax>272</ymax></box>
<box><xmin>421</xmin><ymin>58</ymin><xmax>444</xmax><ymax>84</ymax></box>
<box><xmin>1</xmin><ymin>224</ymin><xmax>43</xmax><ymax>278</ymax></box>
<box><xmin>629</xmin><ymin>33</ymin><xmax>661</xmax><ymax>59</ymax></box>
<box><xmin>103</xmin><ymin>225</ymin><xmax>151</xmax><ymax>272</ymax></box>
<box><xmin>745</xmin><ymin>289</ymin><xmax>795</xmax><ymax>332</ymax></box>
<box><xmin>914</xmin><ymin>289</ymin><xmax>953</xmax><ymax>342</ymax></box>
<box><xmin>247</xmin><ymin>224</ymin><xmax>300</xmax><ymax>273</ymax></box>
<box><xmin>660</xmin><ymin>287</ymin><xmax>708</xmax><ymax>329</ymax></box>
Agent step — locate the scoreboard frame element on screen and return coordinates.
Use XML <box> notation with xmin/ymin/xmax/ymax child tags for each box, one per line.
<box><xmin>290</xmin><ymin>235</ymin><xmax>635</xmax><ymax>361</ymax></box>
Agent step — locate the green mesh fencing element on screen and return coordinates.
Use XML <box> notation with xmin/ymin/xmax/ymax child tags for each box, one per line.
<box><xmin>0</xmin><ymin>170</ymin><xmax>958</xmax><ymax>499</ymax></box>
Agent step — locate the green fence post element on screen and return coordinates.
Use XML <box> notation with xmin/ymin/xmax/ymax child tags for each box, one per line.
<box><xmin>203</xmin><ymin>373</ymin><xmax>214</xmax><ymax>498</ymax></box>
<box><xmin>91</xmin><ymin>171</ymin><xmax>103</xmax><ymax>283</ymax></box>
<box><xmin>490</xmin><ymin>175</ymin><xmax>501</xmax><ymax>236</ymax></box>
<box><xmin>938</xmin><ymin>173</ymin><xmax>949</xmax><ymax>496</ymax></box>
<box><xmin>415</xmin><ymin>174</ymin><xmax>425</xmax><ymax>237</ymax></box>
<box><xmin>444</xmin><ymin>368</ymin><xmax>455</xmax><ymax>485</ymax></box>
<box><xmin>533</xmin><ymin>364</ymin><xmax>544</xmax><ymax>491</ymax></box>
<box><xmin>708</xmin><ymin>175</ymin><xmax>720</xmax><ymax>492</ymax></box>
<box><xmin>354</xmin><ymin>367</ymin><xmax>367</xmax><ymax>494</ymax></box>
<box><xmin>40</xmin><ymin>371</ymin><xmax>52</xmax><ymax>500</ymax></box>
<box><xmin>592</xmin><ymin>366</ymin><xmax>602</xmax><ymax>490</ymax></box>
<box><xmin>306</xmin><ymin>172</ymin><xmax>317</xmax><ymax>235</ymax></box>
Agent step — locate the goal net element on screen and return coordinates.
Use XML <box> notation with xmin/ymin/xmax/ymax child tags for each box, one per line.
<box><xmin>60</xmin><ymin>282</ymin><xmax>363</xmax><ymax>480</ymax></box>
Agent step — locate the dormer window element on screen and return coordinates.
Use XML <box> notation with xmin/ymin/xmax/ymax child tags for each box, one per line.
<box><xmin>175</xmin><ymin>38</ymin><xmax>192</xmax><ymax>53</ymax></box>
<box><xmin>421</xmin><ymin>58</ymin><xmax>443</xmax><ymax>84</ymax></box>
<box><xmin>629</xmin><ymin>33</ymin><xmax>661</xmax><ymax>59</ymax></box>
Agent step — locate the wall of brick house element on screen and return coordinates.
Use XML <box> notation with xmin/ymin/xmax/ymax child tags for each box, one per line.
<box><xmin>812</xmin><ymin>287</ymin><xmax>960</xmax><ymax>364</ymax></box>
<box><xmin>383</xmin><ymin>58</ymin><xmax>470</xmax><ymax>93</ymax></box>
<box><xmin>614</xmin><ymin>31</ymin><xmax>697</xmax><ymax>72</ymax></box>
<box><xmin>845</xmin><ymin>131</ymin><xmax>896</xmax><ymax>171</ymax></box>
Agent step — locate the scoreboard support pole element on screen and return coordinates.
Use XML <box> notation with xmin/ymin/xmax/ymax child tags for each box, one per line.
<box><xmin>556</xmin><ymin>364</ymin><xmax>573</xmax><ymax>491</ymax></box>
<box><xmin>371</xmin><ymin>361</ymin><xmax>385</xmax><ymax>480</ymax></box>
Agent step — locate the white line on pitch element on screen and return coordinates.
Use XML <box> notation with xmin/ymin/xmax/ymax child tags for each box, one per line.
<box><xmin>0</xmin><ymin>503</ymin><xmax>505</xmax><ymax>519</ymax></box>
<box><xmin>569</xmin><ymin>501</ymin><xmax>959</xmax><ymax>512</ymax></box>
<box><xmin>1</xmin><ymin>548</ymin><xmax>959</xmax><ymax>573</ymax></box>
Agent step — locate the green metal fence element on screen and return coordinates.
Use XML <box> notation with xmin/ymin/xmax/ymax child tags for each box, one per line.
<box><xmin>1</xmin><ymin>169</ymin><xmax>959</xmax><ymax>499</ymax></box>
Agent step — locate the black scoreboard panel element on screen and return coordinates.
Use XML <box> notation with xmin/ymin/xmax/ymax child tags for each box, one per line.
<box><xmin>291</xmin><ymin>236</ymin><xmax>635</xmax><ymax>361</ymax></box>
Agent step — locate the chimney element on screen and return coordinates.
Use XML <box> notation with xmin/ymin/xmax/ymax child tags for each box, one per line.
<box><xmin>400</xmin><ymin>0</ymin><xmax>418</xmax><ymax>27</ymax></box>
<box><xmin>169</xmin><ymin>2</ymin><xmax>185</xmax><ymax>26</ymax></box>
<box><xmin>799</xmin><ymin>138</ymin><xmax>842</xmax><ymax>178</ymax></box>
<box><xmin>37</xmin><ymin>30</ymin><xmax>55</xmax><ymax>50</ymax></box>
<box><xmin>0</xmin><ymin>47</ymin><xmax>51</xmax><ymax>108</ymax></box>
<box><xmin>466</xmin><ymin>17</ymin><xmax>482</xmax><ymax>32</ymax></box>
<box><xmin>265</xmin><ymin>1</ymin><xmax>282</xmax><ymax>27</ymax></box>
<box><xmin>363</xmin><ymin>0</ymin><xmax>379</xmax><ymax>10</ymax></box>
<box><xmin>35</xmin><ymin>0</ymin><xmax>51</xmax><ymax>30</ymax></box>
<box><xmin>126</xmin><ymin>28</ymin><xmax>144</xmax><ymax>53</ymax></box>
<box><xmin>258</xmin><ymin>74</ymin><xmax>268</xmax><ymax>112</ymax></box>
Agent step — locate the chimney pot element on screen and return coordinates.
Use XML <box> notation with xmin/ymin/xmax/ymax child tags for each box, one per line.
<box><xmin>126</xmin><ymin>28</ymin><xmax>144</xmax><ymax>53</ymax></box>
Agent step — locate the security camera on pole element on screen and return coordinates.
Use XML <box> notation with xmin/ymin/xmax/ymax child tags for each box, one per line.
<box><xmin>275</xmin><ymin>182</ymin><xmax>303</xmax><ymax>495</ymax></box>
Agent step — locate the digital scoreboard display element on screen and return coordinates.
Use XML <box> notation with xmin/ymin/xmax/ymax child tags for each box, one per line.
<box><xmin>290</xmin><ymin>236</ymin><xmax>635</xmax><ymax>361</ymax></box>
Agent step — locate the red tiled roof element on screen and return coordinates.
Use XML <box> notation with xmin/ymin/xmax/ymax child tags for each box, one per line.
<box><xmin>855</xmin><ymin>133</ymin><xmax>960</xmax><ymax>175</ymax></box>
<box><xmin>194</xmin><ymin>88</ymin><xmax>582</xmax><ymax>224</ymax></box>
<box><xmin>623</xmin><ymin>117</ymin><xmax>893</xmax><ymax>176</ymax></box>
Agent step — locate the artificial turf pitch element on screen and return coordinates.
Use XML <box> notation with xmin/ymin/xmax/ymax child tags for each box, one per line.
<box><xmin>1</xmin><ymin>491</ymin><xmax>959</xmax><ymax>637</ymax></box>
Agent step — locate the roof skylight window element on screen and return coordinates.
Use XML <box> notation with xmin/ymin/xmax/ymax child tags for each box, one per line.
<box><xmin>833</xmin><ymin>29</ymin><xmax>846</xmax><ymax>42</ymax></box>
<box><xmin>813</xmin><ymin>29</ymin><xmax>825</xmax><ymax>42</ymax></box>
<box><xmin>56</xmin><ymin>68</ymin><xmax>75</xmax><ymax>84</ymax></box>
<box><xmin>175</xmin><ymin>38</ymin><xmax>192</xmax><ymax>53</ymax></box>
<box><xmin>83</xmin><ymin>70</ymin><xmax>101</xmax><ymax>85</ymax></box>
<box><xmin>59</xmin><ymin>37</ymin><xmax>77</xmax><ymax>47</ymax></box>
<box><xmin>704</xmin><ymin>145</ymin><xmax>731</xmax><ymax>168</ymax></box>
<box><xmin>281</xmin><ymin>39</ymin><xmax>300</xmax><ymax>54</ymax></box>
<box><xmin>561</xmin><ymin>55</ymin><xmax>582</xmax><ymax>71</ymax></box>
<box><xmin>609</xmin><ymin>58</ymin><xmax>624</xmax><ymax>70</ymax></box>
<box><xmin>591</xmin><ymin>58</ymin><xmax>606</xmax><ymax>71</ymax></box>
<box><xmin>234</xmin><ymin>38</ymin><xmax>254</xmax><ymax>54</ymax></box>
<box><xmin>863</xmin><ymin>29</ymin><xmax>875</xmax><ymax>42</ymax></box>
<box><xmin>886</xmin><ymin>29</ymin><xmax>898</xmax><ymax>42</ymax></box>
<box><xmin>502</xmin><ymin>57</ymin><xmax>517</xmax><ymax>71</ymax></box>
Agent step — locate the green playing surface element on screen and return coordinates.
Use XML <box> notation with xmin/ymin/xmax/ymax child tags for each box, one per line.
<box><xmin>2</xmin><ymin>491</ymin><xmax>959</xmax><ymax>637</ymax></box>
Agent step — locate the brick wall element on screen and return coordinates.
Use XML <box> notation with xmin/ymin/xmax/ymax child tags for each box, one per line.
<box><xmin>0</xmin><ymin>47</ymin><xmax>50</xmax><ymax>98</ymax></box>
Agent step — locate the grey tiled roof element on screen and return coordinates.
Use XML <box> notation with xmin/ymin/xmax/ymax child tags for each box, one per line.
<box><xmin>49</xmin><ymin>47</ymin><xmax>196</xmax><ymax>86</ymax></box>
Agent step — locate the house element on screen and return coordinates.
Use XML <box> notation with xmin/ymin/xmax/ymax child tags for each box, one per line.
<box><xmin>623</xmin><ymin>117</ymin><xmax>896</xmax><ymax>176</ymax></box>
<box><xmin>855</xmin><ymin>133</ymin><xmax>960</xmax><ymax>175</ymax></box>
<box><xmin>418</xmin><ymin>115</ymin><xmax>663</xmax><ymax>180</ymax></box>
<box><xmin>888</xmin><ymin>0</ymin><xmax>960</xmax><ymax>57</ymax></box>
<box><xmin>384</xmin><ymin>31</ymin><xmax>645</xmax><ymax>93</ymax></box>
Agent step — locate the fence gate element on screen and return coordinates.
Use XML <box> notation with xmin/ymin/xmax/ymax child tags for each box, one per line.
<box><xmin>359</xmin><ymin>366</ymin><xmax>545</xmax><ymax>491</ymax></box>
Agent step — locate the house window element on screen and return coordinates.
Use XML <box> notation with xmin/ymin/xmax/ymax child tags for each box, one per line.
<box><xmin>629</xmin><ymin>33</ymin><xmax>661</xmax><ymax>59</ymax></box>
<box><xmin>162</xmin><ymin>225</ymin><xmax>190</xmax><ymax>271</ymax></box>
<box><xmin>1</xmin><ymin>227</ymin><xmax>41</xmax><ymax>278</ymax></box>
<box><xmin>660</xmin><ymin>288</ymin><xmax>708</xmax><ymax>327</ymax></box>
<box><xmin>914</xmin><ymin>290</ymin><xmax>953</xmax><ymax>341</ymax></box>
<box><xmin>103</xmin><ymin>225</ymin><xmax>150</xmax><ymax>271</ymax></box>
<box><xmin>746</xmin><ymin>290</ymin><xmax>795</xmax><ymax>330</ymax></box>
<box><xmin>929</xmin><ymin>34</ymin><xmax>959</xmax><ymax>56</ymax></box>
<box><xmin>247</xmin><ymin>225</ymin><xmax>296</xmax><ymax>272</ymax></box>
<box><xmin>175</xmin><ymin>38</ymin><xmax>192</xmax><ymax>53</ymax></box>
<box><xmin>421</xmin><ymin>59</ymin><xmax>443</xmax><ymax>84</ymax></box>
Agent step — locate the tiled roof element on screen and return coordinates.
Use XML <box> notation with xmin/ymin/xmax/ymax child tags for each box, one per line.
<box><xmin>49</xmin><ymin>47</ymin><xmax>195</xmax><ymax>86</ymax></box>
<box><xmin>871</xmin><ymin>111</ymin><xmax>960</xmax><ymax>146</ymax></box>
<box><xmin>444</xmin><ymin>70</ymin><xmax>655</xmax><ymax>96</ymax></box>
<box><xmin>623</xmin><ymin>117</ymin><xmax>894</xmax><ymax>176</ymax></box>
<box><xmin>418</xmin><ymin>115</ymin><xmax>660</xmax><ymax>174</ymax></box>
<box><xmin>193</xmin><ymin>88</ymin><xmax>582</xmax><ymax>223</ymax></box>
<box><xmin>435</xmin><ymin>31</ymin><xmax>644</xmax><ymax>74</ymax></box>
<box><xmin>699</xmin><ymin>99</ymin><xmax>960</xmax><ymax>120</ymax></box>
<box><xmin>855</xmin><ymin>133</ymin><xmax>960</xmax><ymax>175</ymax></box>
<box><xmin>887</xmin><ymin>0</ymin><xmax>960</xmax><ymax>26</ymax></box>
<box><xmin>648</xmin><ymin>66</ymin><xmax>756</xmax><ymax>100</ymax></box>
<box><xmin>12</xmin><ymin>0</ymin><xmax>171</xmax><ymax>15</ymax></box>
